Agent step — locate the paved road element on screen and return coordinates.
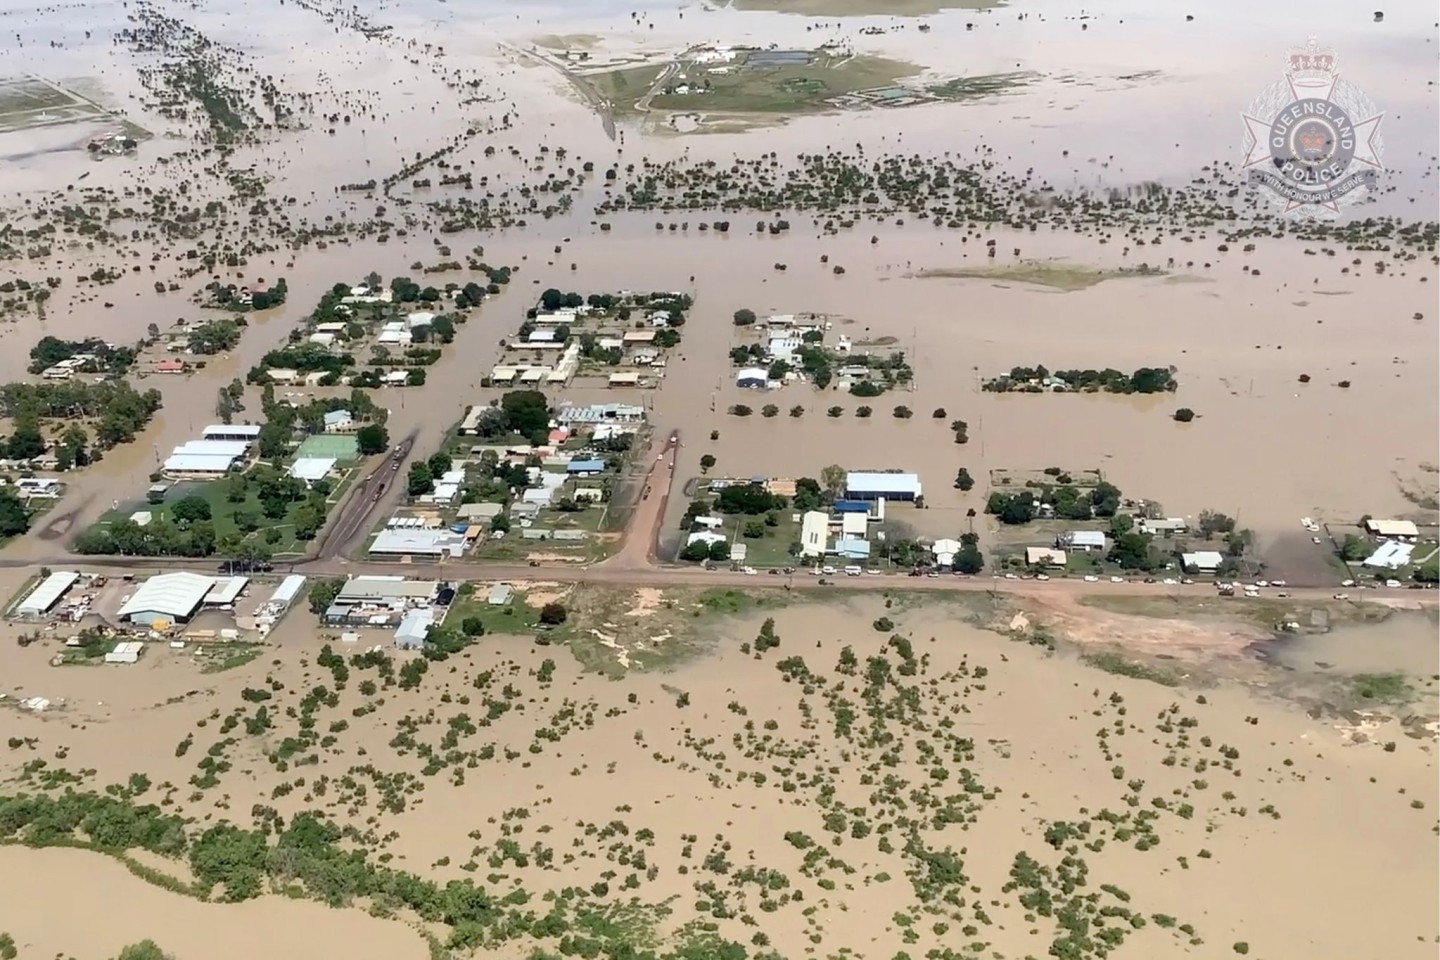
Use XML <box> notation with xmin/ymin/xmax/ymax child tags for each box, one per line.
<box><xmin>319</xmin><ymin>433</ymin><xmax>416</xmax><ymax>559</ymax></box>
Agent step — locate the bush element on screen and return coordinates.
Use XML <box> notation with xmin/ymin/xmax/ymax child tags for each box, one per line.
<box><xmin>733</xmin><ymin>308</ymin><xmax>756</xmax><ymax>326</ymax></box>
<box><xmin>539</xmin><ymin>602</ymin><xmax>567</xmax><ymax>626</ymax></box>
<box><xmin>872</xmin><ymin>617</ymin><xmax>894</xmax><ymax>631</ymax></box>
<box><xmin>856</xmin><ymin>406</ymin><xmax>873</xmax><ymax>418</ymax></box>
<box><xmin>461</xmin><ymin>617</ymin><xmax>486</xmax><ymax>636</ymax></box>
<box><xmin>931</xmin><ymin>407</ymin><xmax>947</xmax><ymax>418</ymax></box>
<box><xmin>1173</xmin><ymin>407</ymin><xmax>1195</xmax><ymax>422</ymax></box>
<box><xmin>729</xmin><ymin>404</ymin><xmax>753</xmax><ymax>417</ymax></box>
<box><xmin>892</xmin><ymin>406</ymin><xmax>912</xmax><ymax>419</ymax></box>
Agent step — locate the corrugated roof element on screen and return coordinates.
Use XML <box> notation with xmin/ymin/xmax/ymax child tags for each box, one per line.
<box><xmin>173</xmin><ymin>440</ymin><xmax>252</xmax><ymax>457</ymax></box>
<box><xmin>336</xmin><ymin>577</ymin><xmax>439</xmax><ymax>602</ymax></box>
<box><xmin>845</xmin><ymin>472</ymin><xmax>921</xmax><ymax>496</ymax></box>
<box><xmin>164</xmin><ymin>453</ymin><xmax>241</xmax><ymax>473</ymax></box>
<box><xmin>118</xmin><ymin>573</ymin><xmax>215</xmax><ymax>620</ymax></box>
<box><xmin>17</xmin><ymin>571</ymin><xmax>80</xmax><ymax>615</ymax></box>
<box><xmin>269</xmin><ymin>574</ymin><xmax>307</xmax><ymax>606</ymax></box>
<box><xmin>369</xmin><ymin>529</ymin><xmax>465</xmax><ymax>555</ymax></box>
<box><xmin>289</xmin><ymin>457</ymin><xmax>337</xmax><ymax>482</ymax></box>
<box><xmin>202</xmin><ymin>424</ymin><xmax>262</xmax><ymax>438</ymax></box>
<box><xmin>205</xmin><ymin>576</ymin><xmax>249</xmax><ymax>605</ymax></box>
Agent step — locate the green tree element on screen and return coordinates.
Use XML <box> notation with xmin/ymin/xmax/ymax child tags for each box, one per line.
<box><xmin>820</xmin><ymin>464</ymin><xmax>846</xmax><ymax>497</ymax></box>
<box><xmin>308</xmin><ymin>578</ymin><xmax>344</xmax><ymax>614</ymax></box>
<box><xmin>539</xmin><ymin>602</ymin><xmax>568</xmax><ymax>626</ymax></box>
<box><xmin>743</xmin><ymin>519</ymin><xmax>765</xmax><ymax>538</ymax></box>
<box><xmin>729</xmin><ymin>404</ymin><xmax>753</xmax><ymax>417</ymax></box>
<box><xmin>708</xmin><ymin>540</ymin><xmax>731</xmax><ymax>562</ymax></box>
<box><xmin>893</xmin><ymin>405</ymin><xmax>913</xmax><ymax>419</ymax></box>
<box><xmin>1173</xmin><ymin>407</ymin><xmax>1195</xmax><ymax>422</ymax></box>
<box><xmin>406</xmin><ymin>462</ymin><xmax>435</xmax><ymax>496</ymax></box>
<box><xmin>855</xmin><ymin>406</ymin><xmax>873</xmax><ymax>418</ymax></box>
<box><xmin>0</xmin><ymin>487</ymin><xmax>31</xmax><ymax>538</ymax></box>
<box><xmin>116</xmin><ymin>941</ymin><xmax>171</xmax><ymax>960</ymax></box>
<box><xmin>171</xmin><ymin>493</ymin><xmax>212</xmax><ymax>523</ymax></box>
<box><xmin>699</xmin><ymin>454</ymin><xmax>717</xmax><ymax>473</ymax></box>
<box><xmin>761</xmin><ymin>404</ymin><xmax>779</xmax><ymax>418</ymax></box>
<box><xmin>953</xmin><ymin>468</ymin><xmax>974</xmax><ymax>492</ymax></box>
<box><xmin>356</xmin><ymin>423</ymin><xmax>389</xmax><ymax>455</ymax></box>
<box><xmin>428</xmin><ymin>451</ymin><xmax>453</xmax><ymax>479</ymax></box>
<box><xmin>1109</xmin><ymin>532</ymin><xmax>1152</xmax><ymax>570</ymax></box>
<box><xmin>499</xmin><ymin>389</ymin><xmax>550</xmax><ymax>440</ymax></box>
<box><xmin>733</xmin><ymin>308</ymin><xmax>756</xmax><ymax>326</ymax></box>
<box><xmin>680</xmin><ymin>541</ymin><xmax>709</xmax><ymax>562</ymax></box>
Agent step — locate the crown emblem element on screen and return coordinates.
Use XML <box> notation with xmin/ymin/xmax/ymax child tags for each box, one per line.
<box><xmin>1297</xmin><ymin>131</ymin><xmax>1328</xmax><ymax>151</ymax></box>
<box><xmin>1286</xmin><ymin>37</ymin><xmax>1337</xmax><ymax>87</ymax></box>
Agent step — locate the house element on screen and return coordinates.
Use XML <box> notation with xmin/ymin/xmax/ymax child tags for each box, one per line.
<box><xmin>735</xmin><ymin>367</ymin><xmax>768</xmax><ymax>389</ymax></box>
<box><xmin>406</xmin><ymin>311</ymin><xmax>435</xmax><ymax>330</ymax></box>
<box><xmin>309</xmin><ymin>332</ymin><xmax>336</xmax><ymax>347</ymax></box>
<box><xmin>522</xmin><ymin>487</ymin><xmax>555</xmax><ymax>506</ymax></box>
<box><xmin>556</xmin><ymin>403</ymin><xmax>646</xmax><ymax>426</ymax></box>
<box><xmin>566</xmin><ymin>458</ymin><xmax>605</xmax><ymax>476</ymax></box>
<box><xmin>264</xmin><ymin>575</ymin><xmax>307</xmax><ymax>613</ymax></box>
<box><xmin>687</xmin><ymin>530</ymin><xmax>727</xmax><ymax>548</ymax></box>
<box><xmin>845</xmin><ymin>472</ymin><xmax>921</xmax><ymax>502</ymax></box>
<box><xmin>510</xmin><ymin>501</ymin><xmax>542</xmax><ymax>519</ymax></box>
<box><xmin>490</xmin><ymin>366</ymin><xmax>520</xmax><ymax>385</ymax></box>
<box><xmin>487</xmin><ymin>584</ymin><xmax>514</xmax><ymax>606</ymax></box>
<box><xmin>1363</xmin><ymin>519</ymin><xmax>1419</xmax><ymax>539</ymax></box>
<box><xmin>394</xmin><ymin>610</ymin><xmax>433</xmax><ymax>650</ymax></box>
<box><xmin>289</xmin><ymin>457</ymin><xmax>337</xmax><ymax>486</ymax></box>
<box><xmin>833</xmin><ymin>538</ymin><xmax>871</xmax><ymax>560</ymax></box>
<box><xmin>1363</xmin><ymin>541</ymin><xmax>1414</xmax><ymax>570</ymax></box>
<box><xmin>1180</xmin><ymin>551</ymin><xmax>1225</xmax><ymax>573</ymax></box>
<box><xmin>1025</xmin><ymin>547</ymin><xmax>1068</xmax><ymax>568</ymax></box>
<box><xmin>767</xmin><ymin>334</ymin><xmax>802</xmax><ymax>361</ymax></box>
<box><xmin>799</xmin><ymin>511</ymin><xmax>829</xmax><ymax>557</ymax></box>
<box><xmin>456</xmin><ymin>502</ymin><xmax>504</xmax><ymax>521</ymax></box>
<box><xmin>647</xmin><ymin>310</ymin><xmax>672</xmax><ymax>327</ymax></box>
<box><xmin>381</xmin><ymin>370</ymin><xmax>410</xmax><ymax>386</ymax></box>
<box><xmin>1137</xmin><ymin>517</ymin><xmax>1188</xmax><ymax>536</ymax></box>
<box><xmin>323</xmin><ymin>409</ymin><xmax>354</xmax><ymax>432</ymax></box>
<box><xmin>105</xmin><ymin>641</ymin><xmax>144</xmax><ymax>665</ymax></box>
<box><xmin>622</xmin><ymin>330</ymin><xmax>657</xmax><ymax>345</ymax></box>
<box><xmin>841</xmin><ymin>512</ymin><xmax>869</xmax><ymax>539</ymax></box>
<box><xmin>15</xmin><ymin>571</ymin><xmax>80</xmax><ymax>618</ymax></box>
<box><xmin>527</xmin><ymin>329</ymin><xmax>558</xmax><ymax>343</ymax></box>
<box><xmin>153</xmin><ymin>358</ymin><xmax>187</xmax><ymax>375</ymax></box>
<box><xmin>14</xmin><ymin>478</ymin><xmax>62</xmax><ymax>498</ymax></box>
<box><xmin>264</xmin><ymin>368</ymin><xmax>299</xmax><ymax>384</ymax></box>
<box><xmin>201</xmin><ymin>424</ymin><xmax>262</xmax><ymax>443</ymax></box>
<box><xmin>932</xmin><ymin>538</ymin><xmax>962</xmax><ymax>567</ymax></box>
<box><xmin>608</xmin><ymin>372</ymin><xmax>642</xmax><ymax>388</ymax></box>
<box><xmin>117</xmin><ymin>572</ymin><xmax>217</xmax><ymax>626</ymax></box>
<box><xmin>1065</xmin><ymin>530</ymin><xmax>1107</xmax><ymax>552</ymax></box>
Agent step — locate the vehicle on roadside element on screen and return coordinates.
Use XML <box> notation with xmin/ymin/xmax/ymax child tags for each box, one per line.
<box><xmin>1083</xmin><ymin>575</ymin><xmax>1099</xmax><ymax>582</ymax></box>
<box><xmin>821</xmin><ymin>565</ymin><xmax>836</xmax><ymax>575</ymax></box>
<box><xmin>843</xmin><ymin>565</ymin><xmax>862</xmax><ymax>577</ymax></box>
<box><xmin>1109</xmin><ymin>576</ymin><xmax>1125</xmax><ymax>583</ymax></box>
<box><xmin>1162</xmin><ymin>578</ymin><xmax>1177</xmax><ymax>585</ymax></box>
<box><xmin>1035</xmin><ymin>574</ymin><xmax>1050</xmax><ymax>581</ymax></box>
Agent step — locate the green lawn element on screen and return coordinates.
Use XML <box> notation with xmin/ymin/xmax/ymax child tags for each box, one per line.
<box><xmin>92</xmin><ymin>469</ymin><xmax>355</xmax><ymax>558</ymax></box>
<box><xmin>445</xmin><ymin>585</ymin><xmax>541</xmax><ymax>636</ymax></box>
<box><xmin>729</xmin><ymin>511</ymin><xmax>801</xmax><ymax>567</ymax></box>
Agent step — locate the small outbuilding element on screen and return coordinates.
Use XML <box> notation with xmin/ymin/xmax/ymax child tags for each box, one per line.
<box><xmin>1025</xmin><ymin>547</ymin><xmax>1068</xmax><ymax>568</ymax></box>
<box><xmin>487</xmin><ymin>584</ymin><xmax>514</xmax><ymax>606</ymax></box>
<box><xmin>735</xmin><ymin>367</ymin><xmax>768</xmax><ymax>389</ymax></box>
<box><xmin>1181</xmin><ymin>551</ymin><xmax>1225</xmax><ymax>573</ymax></box>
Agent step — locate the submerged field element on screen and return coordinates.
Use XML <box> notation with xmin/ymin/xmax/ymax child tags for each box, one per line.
<box><xmin>0</xmin><ymin>590</ymin><xmax>1434</xmax><ymax>960</ymax></box>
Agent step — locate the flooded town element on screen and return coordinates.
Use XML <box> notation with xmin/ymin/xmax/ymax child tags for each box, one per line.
<box><xmin>0</xmin><ymin>0</ymin><xmax>1435</xmax><ymax>958</ymax></box>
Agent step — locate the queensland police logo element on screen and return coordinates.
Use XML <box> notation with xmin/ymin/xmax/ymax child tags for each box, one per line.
<box><xmin>1242</xmin><ymin>38</ymin><xmax>1384</xmax><ymax>219</ymax></box>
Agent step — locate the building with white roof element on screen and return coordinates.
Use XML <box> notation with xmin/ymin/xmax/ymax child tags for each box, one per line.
<box><xmin>1065</xmin><ymin>530</ymin><xmax>1108</xmax><ymax>551</ymax></box>
<box><xmin>368</xmin><ymin>529</ymin><xmax>466</xmax><ymax>559</ymax></box>
<box><xmin>205</xmin><ymin>576</ymin><xmax>249</xmax><ymax>606</ymax></box>
<box><xmin>394</xmin><ymin>610</ymin><xmax>434</xmax><ymax>650</ymax></box>
<box><xmin>201</xmin><ymin>424</ymin><xmax>263</xmax><ymax>442</ymax></box>
<box><xmin>266</xmin><ymin>575</ymin><xmax>307</xmax><ymax>611</ymax></box>
<box><xmin>931</xmin><ymin>538</ymin><xmax>962</xmax><ymax>567</ymax></box>
<box><xmin>1363</xmin><ymin>541</ymin><xmax>1414</xmax><ymax>570</ymax></box>
<box><xmin>799</xmin><ymin>510</ymin><xmax>829</xmax><ymax>558</ymax></box>
<box><xmin>1181</xmin><ymin>551</ymin><xmax>1225</xmax><ymax>573</ymax></box>
<box><xmin>15</xmin><ymin>571</ymin><xmax>80</xmax><ymax>618</ymax></box>
<box><xmin>117</xmin><ymin>572</ymin><xmax>217</xmax><ymax>625</ymax></box>
<box><xmin>735</xmin><ymin>367</ymin><xmax>769</xmax><ymax>389</ymax></box>
<box><xmin>844</xmin><ymin>472</ymin><xmax>921</xmax><ymax>502</ymax></box>
<box><xmin>289</xmin><ymin>457</ymin><xmax>337</xmax><ymax>485</ymax></box>
<box><xmin>1025</xmin><ymin>547</ymin><xmax>1067</xmax><ymax>568</ymax></box>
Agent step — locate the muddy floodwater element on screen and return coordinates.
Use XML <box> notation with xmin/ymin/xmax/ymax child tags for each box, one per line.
<box><xmin>0</xmin><ymin>0</ymin><xmax>1435</xmax><ymax>956</ymax></box>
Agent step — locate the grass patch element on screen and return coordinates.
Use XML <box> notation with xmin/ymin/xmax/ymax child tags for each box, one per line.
<box><xmin>1082</xmin><ymin>651</ymin><xmax>1184</xmax><ymax>687</ymax></box>
<box><xmin>927</xmin><ymin>71</ymin><xmax>1037</xmax><ymax>101</ymax></box>
<box><xmin>914</xmin><ymin>262</ymin><xmax>1165</xmax><ymax>292</ymax></box>
<box><xmin>1350</xmin><ymin>672</ymin><xmax>1412</xmax><ymax>703</ymax></box>
<box><xmin>445</xmin><ymin>585</ymin><xmax>542</xmax><ymax>637</ymax></box>
<box><xmin>1078</xmin><ymin>593</ymin><xmax>1394</xmax><ymax>632</ymax></box>
<box><xmin>199</xmin><ymin>644</ymin><xmax>262</xmax><ymax>673</ymax></box>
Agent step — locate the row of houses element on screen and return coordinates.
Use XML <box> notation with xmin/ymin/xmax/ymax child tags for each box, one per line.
<box><xmin>162</xmin><ymin>424</ymin><xmax>263</xmax><ymax>477</ymax></box>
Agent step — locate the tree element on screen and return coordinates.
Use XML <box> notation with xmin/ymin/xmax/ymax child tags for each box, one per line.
<box><xmin>1109</xmin><ymin>513</ymin><xmax>1134</xmax><ymax>537</ymax></box>
<box><xmin>932</xmin><ymin>408</ymin><xmax>947</xmax><ymax>419</ymax></box>
<box><xmin>407</xmin><ymin>461</ymin><xmax>435</xmax><ymax>496</ymax></box>
<box><xmin>950</xmin><ymin>419</ymin><xmax>969</xmax><ymax>444</ymax></box>
<box><xmin>792</xmin><ymin>478</ymin><xmax>824</xmax><ymax>511</ymax></box>
<box><xmin>680</xmin><ymin>541</ymin><xmax>710</xmax><ymax>562</ymax></box>
<box><xmin>1109</xmin><ymin>532</ymin><xmax>1152</xmax><ymax>570</ymax></box>
<box><xmin>856</xmin><ymin>406</ymin><xmax>872</xmax><ymax>418</ymax></box>
<box><xmin>743</xmin><ymin>519</ymin><xmax>765</xmax><ymax>539</ymax></box>
<box><xmin>1339</xmin><ymin>534</ymin><xmax>1369</xmax><ymax>562</ymax></box>
<box><xmin>708</xmin><ymin>540</ymin><xmax>731</xmax><ymax>562</ymax></box>
<box><xmin>0</xmin><ymin>487</ymin><xmax>30</xmax><ymax>538</ymax></box>
<box><xmin>428</xmin><ymin>451</ymin><xmax>453</xmax><ymax>479</ymax></box>
<box><xmin>893</xmin><ymin>405</ymin><xmax>913</xmax><ymax>419</ymax></box>
<box><xmin>820</xmin><ymin>464</ymin><xmax>846</xmax><ymax>497</ymax></box>
<box><xmin>954</xmin><ymin>468</ymin><xmax>974</xmax><ymax>492</ymax></box>
<box><xmin>729</xmin><ymin>404</ymin><xmax>753</xmax><ymax>417</ymax></box>
<box><xmin>461</xmin><ymin>617</ymin><xmax>486</xmax><ymax>636</ymax></box>
<box><xmin>699</xmin><ymin>454</ymin><xmax>717</xmax><ymax>473</ymax></box>
<box><xmin>1090</xmin><ymin>481</ymin><xmax>1122</xmax><ymax>517</ymax></box>
<box><xmin>116</xmin><ymin>941</ymin><xmax>171</xmax><ymax>960</ymax></box>
<box><xmin>761</xmin><ymin>404</ymin><xmax>779</xmax><ymax>418</ymax></box>
<box><xmin>499</xmin><ymin>389</ymin><xmax>550</xmax><ymax>440</ymax></box>
<box><xmin>789</xmin><ymin>405</ymin><xmax>804</xmax><ymax>418</ymax></box>
<box><xmin>953</xmin><ymin>539</ymin><xmax>984</xmax><ymax>574</ymax></box>
<box><xmin>733</xmin><ymin>308</ymin><xmax>756</xmax><ymax>326</ymax></box>
<box><xmin>356</xmin><ymin>423</ymin><xmax>389</xmax><ymax>455</ymax></box>
<box><xmin>171</xmin><ymin>494</ymin><xmax>212</xmax><ymax>523</ymax></box>
<box><xmin>826</xmin><ymin>406</ymin><xmax>843</xmax><ymax>417</ymax></box>
<box><xmin>539</xmin><ymin>602</ymin><xmax>568</xmax><ymax>626</ymax></box>
<box><xmin>1173</xmin><ymin>407</ymin><xmax>1195</xmax><ymax>422</ymax></box>
<box><xmin>1196</xmin><ymin>510</ymin><xmax>1236</xmax><ymax>538</ymax></box>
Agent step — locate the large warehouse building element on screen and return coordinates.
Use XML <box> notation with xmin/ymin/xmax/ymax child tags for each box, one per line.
<box><xmin>117</xmin><ymin>572</ymin><xmax>219</xmax><ymax>626</ymax></box>
<box><xmin>844</xmin><ymin>471</ymin><xmax>921</xmax><ymax>502</ymax></box>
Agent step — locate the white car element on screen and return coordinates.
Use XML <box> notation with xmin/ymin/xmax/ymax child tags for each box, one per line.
<box><xmin>1271</xmin><ymin>579</ymin><xmax>1287</xmax><ymax>587</ymax></box>
<box><xmin>1004</xmin><ymin>573</ymin><xmax>1018</xmax><ymax>580</ymax></box>
<box><xmin>1110</xmin><ymin>576</ymin><xmax>1125</xmax><ymax>583</ymax></box>
<box><xmin>1333</xmin><ymin>593</ymin><xmax>1350</xmax><ymax>600</ymax></box>
<box><xmin>1385</xmin><ymin>579</ymin><xmax>1401</xmax><ymax>588</ymax></box>
<box><xmin>1035</xmin><ymin>574</ymin><xmax>1050</xmax><ymax>581</ymax></box>
<box><xmin>1162</xmin><ymin>578</ymin><xmax>1178</xmax><ymax>585</ymax></box>
<box><xmin>1254</xmin><ymin>580</ymin><xmax>1269</xmax><ymax>588</ymax></box>
<box><xmin>1341</xmin><ymin>579</ymin><xmax>1355</xmax><ymax>587</ymax></box>
<box><xmin>1083</xmin><ymin>575</ymin><xmax>1100</xmax><ymax>582</ymax></box>
<box><xmin>1181</xmin><ymin>578</ymin><xmax>1195</xmax><ymax>585</ymax></box>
